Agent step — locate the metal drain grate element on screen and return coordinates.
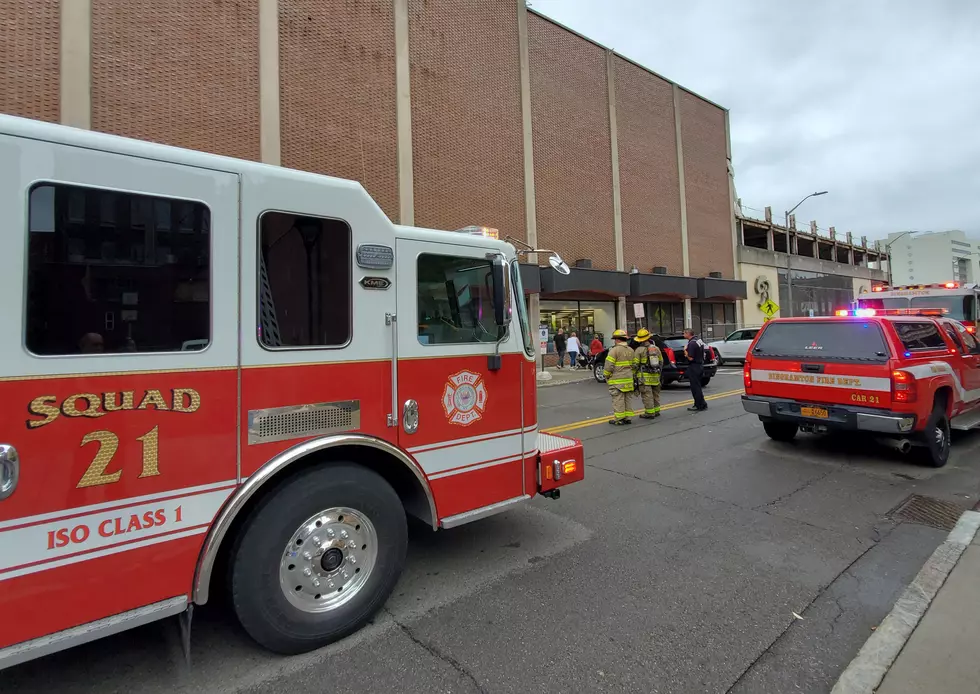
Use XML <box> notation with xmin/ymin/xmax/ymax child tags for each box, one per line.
<box><xmin>889</xmin><ymin>494</ymin><xmax>964</xmax><ymax>531</ymax></box>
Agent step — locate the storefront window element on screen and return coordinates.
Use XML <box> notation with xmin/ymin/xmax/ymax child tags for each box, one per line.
<box><xmin>540</xmin><ymin>299</ymin><xmax>616</xmax><ymax>354</ymax></box>
<box><xmin>691</xmin><ymin>302</ymin><xmax>737</xmax><ymax>339</ymax></box>
<box><xmin>628</xmin><ymin>302</ymin><xmax>684</xmax><ymax>336</ymax></box>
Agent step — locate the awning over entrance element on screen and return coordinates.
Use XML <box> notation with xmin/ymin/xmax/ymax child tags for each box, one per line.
<box><xmin>697</xmin><ymin>276</ymin><xmax>748</xmax><ymax>300</ymax></box>
<box><xmin>629</xmin><ymin>273</ymin><xmax>698</xmax><ymax>298</ymax></box>
<box><xmin>539</xmin><ymin>267</ymin><xmax>630</xmax><ymax>296</ymax></box>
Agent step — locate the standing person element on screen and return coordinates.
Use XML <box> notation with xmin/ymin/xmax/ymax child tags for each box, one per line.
<box><xmin>603</xmin><ymin>329</ymin><xmax>636</xmax><ymax>425</ymax></box>
<box><xmin>566</xmin><ymin>331</ymin><xmax>581</xmax><ymax>369</ymax></box>
<box><xmin>590</xmin><ymin>334</ymin><xmax>603</xmax><ymax>357</ymax></box>
<box><xmin>683</xmin><ymin>328</ymin><xmax>708</xmax><ymax>412</ymax></box>
<box><xmin>554</xmin><ymin>328</ymin><xmax>567</xmax><ymax>369</ymax></box>
<box><xmin>632</xmin><ymin>328</ymin><xmax>662</xmax><ymax>419</ymax></box>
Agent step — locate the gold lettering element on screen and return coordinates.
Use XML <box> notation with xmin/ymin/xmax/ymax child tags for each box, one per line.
<box><xmin>62</xmin><ymin>393</ymin><xmax>106</xmax><ymax>419</ymax></box>
<box><xmin>171</xmin><ymin>388</ymin><xmax>201</xmax><ymax>413</ymax></box>
<box><xmin>103</xmin><ymin>391</ymin><xmax>135</xmax><ymax>412</ymax></box>
<box><xmin>27</xmin><ymin>395</ymin><xmax>60</xmax><ymax>429</ymax></box>
<box><xmin>138</xmin><ymin>390</ymin><xmax>169</xmax><ymax>411</ymax></box>
<box><xmin>137</xmin><ymin>426</ymin><xmax>160</xmax><ymax>478</ymax></box>
<box><xmin>77</xmin><ymin>431</ymin><xmax>121</xmax><ymax>488</ymax></box>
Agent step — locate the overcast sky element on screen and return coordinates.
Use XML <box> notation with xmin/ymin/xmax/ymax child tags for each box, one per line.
<box><xmin>530</xmin><ymin>0</ymin><xmax>980</xmax><ymax>240</ymax></box>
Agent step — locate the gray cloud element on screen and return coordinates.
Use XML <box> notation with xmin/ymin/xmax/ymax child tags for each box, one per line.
<box><xmin>529</xmin><ymin>0</ymin><xmax>980</xmax><ymax>239</ymax></box>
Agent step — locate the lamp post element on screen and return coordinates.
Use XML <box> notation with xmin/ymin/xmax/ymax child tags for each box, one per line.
<box><xmin>883</xmin><ymin>231</ymin><xmax>917</xmax><ymax>286</ymax></box>
<box><xmin>784</xmin><ymin>191</ymin><xmax>828</xmax><ymax>317</ymax></box>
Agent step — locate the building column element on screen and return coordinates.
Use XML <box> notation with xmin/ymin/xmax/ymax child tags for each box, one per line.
<box><xmin>672</xmin><ymin>84</ymin><xmax>692</xmax><ymax>326</ymax></box>
<box><xmin>394</xmin><ymin>0</ymin><xmax>414</xmax><ymax>225</ymax></box>
<box><xmin>607</xmin><ymin>51</ymin><xmax>624</xmax><ymax>273</ymax></box>
<box><xmin>258</xmin><ymin>0</ymin><xmax>281</xmax><ymax>165</ymax></box>
<box><xmin>60</xmin><ymin>0</ymin><xmax>92</xmax><ymax>129</ymax></box>
<box><xmin>724</xmin><ymin>110</ymin><xmax>742</xmax><ymax>327</ymax></box>
<box><xmin>617</xmin><ymin>297</ymin><xmax>627</xmax><ymax>332</ymax></box>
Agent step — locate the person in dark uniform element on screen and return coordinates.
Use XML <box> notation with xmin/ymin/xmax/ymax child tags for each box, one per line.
<box><xmin>683</xmin><ymin>328</ymin><xmax>708</xmax><ymax>412</ymax></box>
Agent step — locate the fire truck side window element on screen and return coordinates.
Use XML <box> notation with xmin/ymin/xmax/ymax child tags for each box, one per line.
<box><xmin>258</xmin><ymin>212</ymin><xmax>352</xmax><ymax>348</ymax></box>
<box><xmin>25</xmin><ymin>183</ymin><xmax>211</xmax><ymax>355</ymax></box>
<box><xmin>417</xmin><ymin>254</ymin><xmax>506</xmax><ymax>345</ymax></box>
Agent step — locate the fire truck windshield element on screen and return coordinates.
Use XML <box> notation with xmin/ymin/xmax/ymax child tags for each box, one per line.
<box><xmin>858</xmin><ymin>295</ymin><xmax>976</xmax><ymax>322</ymax></box>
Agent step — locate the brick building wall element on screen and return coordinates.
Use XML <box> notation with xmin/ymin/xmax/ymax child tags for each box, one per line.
<box><xmin>408</xmin><ymin>0</ymin><xmax>525</xmax><ymax>240</ymax></box>
<box><xmin>0</xmin><ymin>0</ymin><xmax>59</xmax><ymax>123</ymax></box>
<box><xmin>528</xmin><ymin>13</ymin><xmax>616</xmax><ymax>271</ymax></box>
<box><xmin>614</xmin><ymin>57</ymin><xmax>683</xmax><ymax>276</ymax></box>
<box><xmin>91</xmin><ymin>0</ymin><xmax>260</xmax><ymax>162</ymax></box>
<box><xmin>280</xmin><ymin>0</ymin><xmax>399</xmax><ymax>222</ymax></box>
<box><xmin>679</xmin><ymin>90</ymin><xmax>733</xmax><ymax>279</ymax></box>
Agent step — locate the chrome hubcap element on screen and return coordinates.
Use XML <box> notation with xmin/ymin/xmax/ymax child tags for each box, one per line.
<box><xmin>935</xmin><ymin>425</ymin><xmax>946</xmax><ymax>449</ymax></box>
<box><xmin>279</xmin><ymin>507</ymin><xmax>378</xmax><ymax>613</ymax></box>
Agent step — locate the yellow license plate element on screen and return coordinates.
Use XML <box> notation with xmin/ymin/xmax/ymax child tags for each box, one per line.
<box><xmin>801</xmin><ymin>406</ymin><xmax>829</xmax><ymax>419</ymax></box>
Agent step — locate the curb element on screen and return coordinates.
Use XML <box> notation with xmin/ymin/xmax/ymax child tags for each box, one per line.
<box><xmin>831</xmin><ymin>509</ymin><xmax>980</xmax><ymax>694</ymax></box>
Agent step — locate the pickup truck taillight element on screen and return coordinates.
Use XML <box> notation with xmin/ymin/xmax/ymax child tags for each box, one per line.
<box><xmin>892</xmin><ymin>370</ymin><xmax>917</xmax><ymax>403</ymax></box>
<box><xmin>664</xmin><ymin>346</ymin><xmax>676</xmax><ymax>365</ymax></box>
<box><xmin>744</xmin><ymin>354</ymin><xmax>752</xmax><ymax>389</ymax></box>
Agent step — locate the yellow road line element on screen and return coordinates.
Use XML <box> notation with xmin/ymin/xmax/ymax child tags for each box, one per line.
<box><xmin>543</xmin><ymin>388</ymin><xmax>745</xmax><ymax>434</ymax></box>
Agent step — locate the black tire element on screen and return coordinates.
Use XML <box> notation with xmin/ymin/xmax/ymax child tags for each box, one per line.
<box><xmin>916</xmin><ymin>400</ymin><xmax>951</xmax><ymax>468</ymax></box>
<box><xmin>593</xmin><ymin>362</ymin><xmax>606</xmax><ymax>383</ymax></box>
<box><xmin>700</xmin><ymin>377</ymin><xmax>711</xmax><ymax>387</ymax></box>
<box><xmin>229</xmin><ymin>463</ymin><xmax>407</xmax><ymax>654</ymax></box>
<box><xmin>763</xmin><ymin>419</ymin><xmax>798</xmax><ymax>442</ymax></box>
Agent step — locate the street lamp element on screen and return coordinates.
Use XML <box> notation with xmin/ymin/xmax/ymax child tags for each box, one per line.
<box><xmin>784</xmin><ymin>190</ymin><xmax>828</xmax><ymax>317</ymax></box>
<box><xmin>883</xmin><ymin>231</ymin><xmax>917</xmax><ymax>286</ymax></box>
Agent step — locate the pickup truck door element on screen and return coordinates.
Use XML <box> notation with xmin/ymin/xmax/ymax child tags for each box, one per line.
<box><xmin>949</xmin><ymin>323</ymin><xmax>980</xmax><ymax>407</ymax></box>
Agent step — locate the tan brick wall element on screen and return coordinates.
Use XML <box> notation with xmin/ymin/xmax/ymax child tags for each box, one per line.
<box><xmin>614</xmin><ymin>57</ymin><xmax>682</xmax><ymax>276</ymax></box>
<box><xmin>680</xmin><ymin>90</ymin><xmax>732</xmax><ymax>278</ymax></box>
<box><xmin>528</xmin><ymin>14</ymin><xmax>615</xmax><ymax>271</ymax></box>
<box><xmin>0</xmin><ymin>0</ymin><xmax>59</xmax><ymax>122</ymax></box>
<box><xmin>408</xmin><ymin>0</ymin><xmax>525</xmax><ymax>239</ymax></box>
<box><xmin>91</xmin><ymin>0</ymin><xmax>259</xmax><ymax>161</ymax></box>
<box><xmin>280</xmin><ymin>0</ymin><xmax>399</xmax><ymax>222</ymax></box>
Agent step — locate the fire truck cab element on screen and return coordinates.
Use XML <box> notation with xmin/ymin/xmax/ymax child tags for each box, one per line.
<box><xmin>0</xmin><ymin>115</ymin><xmax>584</xmax><ymax>667</ymax></box>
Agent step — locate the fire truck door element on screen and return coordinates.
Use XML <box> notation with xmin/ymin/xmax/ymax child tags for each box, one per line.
<box><xmin>394</xmin><ymin>239</ymin><xmax>525</xmax><ymax>519</ymax></box>
<box><xmin>0</xmin><ymin>135</ymin><xmax>239</xmax><ymax>652</ymax></box>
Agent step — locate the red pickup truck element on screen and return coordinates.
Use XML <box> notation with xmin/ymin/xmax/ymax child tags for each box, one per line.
<box><xmin>742</xmin><ymin>315</ymin><xmax>980</xmax><ymax>467</ymax></box>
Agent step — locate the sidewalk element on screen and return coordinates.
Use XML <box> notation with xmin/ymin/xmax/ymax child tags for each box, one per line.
<box><xmin>832</xmin><ymin>510</ymin><xmax>980</xmax><ymax>694</ymax></box>
<box><xmin>536</xmin><ymin>366</ymin><xmax>595</xmax><ymax>388</ymax></box>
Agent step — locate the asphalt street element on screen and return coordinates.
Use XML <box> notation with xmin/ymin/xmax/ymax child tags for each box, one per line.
<box><xmin>4</xmin><ymin>368</ymin><xmax>980</xmax><ymax>693</ymax></box>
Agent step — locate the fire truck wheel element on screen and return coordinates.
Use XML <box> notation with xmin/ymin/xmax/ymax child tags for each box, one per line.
<box><xmin>762</xmin><ymin>419</ymin><xmax>798</xmax><ymax>442</ymax></box>
<box><xmin>229</xmin><ymin>463</ymin><xmax>407</xmax><ymax>654</ymax></box>
<box><xmin>916</xmin><ymin>401</ymin><xmax>951</xmax><ymax>468</ymax></box>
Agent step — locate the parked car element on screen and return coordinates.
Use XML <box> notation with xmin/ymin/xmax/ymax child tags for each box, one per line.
<box><xmin>593</xmin><ymin>334</ymin><xmax>718</xmax><ymax>387</ymax></box>
<box><xmin>708</xmin><ymin>328</ymin><xmax>760</xmax><ymax>366</ymax></box>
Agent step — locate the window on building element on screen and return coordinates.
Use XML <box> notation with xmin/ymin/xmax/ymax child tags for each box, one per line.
<box><xmin>26</xmin><ymin>183</ymin><xmax>210</xmax><ymax>355</ymax></box>
<box><xmin>417</xmin><ymin>254</ymin><xmax>504</xmax><ymax>345</ymax></box>
<box><xmin>258</xmin><ymin>212</ymin><xmax>351</xmax><ymax>348</ymax></box>
<box><xmin>894</xmin><ymin>322</ymin><xmax>946</xmax><ymax>351</ymax></box>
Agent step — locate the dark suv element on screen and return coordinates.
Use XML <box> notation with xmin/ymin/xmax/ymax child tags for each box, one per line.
<box><xmin>592</xmin><ymin>334</ymin><xmax>717</xmax><ymax>387</ymax></box>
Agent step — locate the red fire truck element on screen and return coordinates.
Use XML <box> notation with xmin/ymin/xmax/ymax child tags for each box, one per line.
<box><xmin>854</xmin><ymin>282</ymin><xmax>979</xmax><ymax>334</ymax></box>
<box><xmin>0</xmin><ymin>115</ymin><xmax>584</xmax><ymax>668</ymax></box>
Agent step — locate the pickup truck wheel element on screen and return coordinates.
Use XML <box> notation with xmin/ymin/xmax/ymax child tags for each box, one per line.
<box><xmin>917</xmin><ymin>404</ymin><xmax>951</xmax><ymax>468</ymax></box>
<box><xmin>229</xmin><ymin>463</ymin><xmax>407</xmax><ymax>654</ymax></box>
<box><xmin>700</xmin><ymin>377</ymin><xmax>711</xmax><ymax>387</ymax></box>
<box><xmin>763</xmin><ymin>419</ymin><xmax>798</xmax><ymax>442</ymax></box>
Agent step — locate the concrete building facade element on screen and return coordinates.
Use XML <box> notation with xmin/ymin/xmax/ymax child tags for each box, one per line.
<box><xmin>884</xmin><ymin>230</ymin><xmax>980</xmax><ymax>286</ymax></box>
<box><xmin>1</xmin><ymin>0</ymin><xmax>745</xmax><ymax>362</ymax></box>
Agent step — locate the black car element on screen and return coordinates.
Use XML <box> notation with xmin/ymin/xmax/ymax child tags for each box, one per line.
<box><xmin>592</xmin><ymin>334</ymin><xmax>717</xmax><ymax>387</ymax></box>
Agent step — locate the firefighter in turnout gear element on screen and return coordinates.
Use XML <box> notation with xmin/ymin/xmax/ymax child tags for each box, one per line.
<box><xmin>604</xmin><ymin>329</ymin><xmax>636</xmax><ymax>425</ymax></box>
<box><xmin>632</xmin><ymin>328</ymin><xmax>662</xmax><ymax>419</ymax></box>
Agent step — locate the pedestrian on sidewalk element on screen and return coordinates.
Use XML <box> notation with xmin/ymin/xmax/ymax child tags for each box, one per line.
<box><xmin>683</xmin><ymin>328</ymin><xmax>708</xmax><ymax>412</ymax></box>
<box><xmin>566</xmin><ymin>331</ymin><xmax>581</xmax><ymax>369</ymax></box>
<box><xmin>590</xmin><ymin>334</ymin><xmax>603</xmax><ymax>356</ymax></box>
<box><xmin>603</xmin><ymin>329</ymin><xmax>636</xmax><ymax>425</ymax></box>
<box><xmin>632</xmin><ymin>328</ymin><xmax>662</xmax><ymax>419</ymax></box>
<box><xmin>554</xmin><ymin>328</ymin><xmax>567</xmax><ymax>369</ymax></box>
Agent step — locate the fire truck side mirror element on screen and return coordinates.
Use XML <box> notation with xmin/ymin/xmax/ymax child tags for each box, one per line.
<box><xmin>491</xmin><ymin>255</ymin><xmax>509</xmax><ymax>328</ymax></box>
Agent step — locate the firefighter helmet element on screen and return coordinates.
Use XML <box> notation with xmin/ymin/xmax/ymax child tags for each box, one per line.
<box><xmin>612</xmin><ymin>329</ymin><xmax>629</xmax><ymax>341</ymax></box>
<box><xmin>634</xmin><ymin>328</ymin><xmax>652</xmax><ymax>342</ymax></box>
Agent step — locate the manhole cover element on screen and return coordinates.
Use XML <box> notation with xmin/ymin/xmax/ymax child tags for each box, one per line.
<box><xmin>889</xmin><ymin>494</ymin><xmax>964</xmax><ymax>531</ymax></box>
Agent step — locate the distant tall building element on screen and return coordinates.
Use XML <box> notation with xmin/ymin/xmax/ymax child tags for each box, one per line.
<box><xmin>887</xmin><ymin>230</ymin><xmax>980</xmax><ymax>285</ymax></box>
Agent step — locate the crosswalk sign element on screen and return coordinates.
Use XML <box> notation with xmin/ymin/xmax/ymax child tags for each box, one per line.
<box><xmin>760</xmin><ymin>299</ymin><xmax>779</xmax><ymax>318</ymax></box>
